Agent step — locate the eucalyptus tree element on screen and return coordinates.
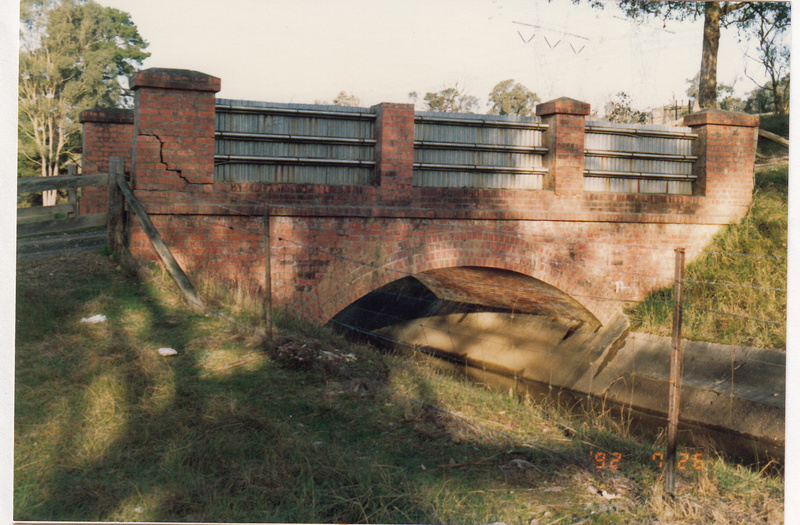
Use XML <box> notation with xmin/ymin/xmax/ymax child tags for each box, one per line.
<box><xmin>422</xmin><ymin>84</ymin><xmax>480</xmax><ymax>113</ymax></box>
<box><xmin>578</xmin><ymin>1</ymin><xmax>790</xmax><ymax>109</ymax></box>
<box><xmin>487</xmin><ymin>79</ymin><xmax>540</xmax><ymax>116</ymax></box>
<box><xmin>18</xmin><ymin>0</ymin><xmax>149</xmax><ymax>204</ymax></box>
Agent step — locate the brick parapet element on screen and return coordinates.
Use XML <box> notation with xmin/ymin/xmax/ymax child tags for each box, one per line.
<box><xmin>683</xmin><ymin>108</ymin><xmax>759</xmax><ymax>210</ymax></box>
<box><xmin>130</xmin><ymin>68</ymin><xmax>221</xmax><ymax>190</ymax></box>
<box><xmin>116</xmin><ymin>69</ymin><xmax>760</xmax><ymax>329</ymax></box>
<box><xmin>372</xmin><ymin>102</ymin><xmax>415</xmax><ymax>201</ymax></box>
<box><xmin>537</xmin><ymin>97</ymin><xmax>591</xmax><ymax>195</ymax></box>
<box><xmin>80</xmin><ymin>108</ymin><xmax>134</xmax><ymax>215</ymax></box>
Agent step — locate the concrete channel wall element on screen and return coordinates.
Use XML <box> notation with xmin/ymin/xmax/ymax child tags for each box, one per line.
<box><xmin>378</xmin><ymin>313</ymin><xmax>784</xmax><ymax>458</ymax></box>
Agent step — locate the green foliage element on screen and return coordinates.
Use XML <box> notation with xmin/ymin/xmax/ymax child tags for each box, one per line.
<box><xmin>627</xmin><ymin>165</ymin><xmax>788</xmax><ymax>349</ymax></box>
<box><xmin>686</xmin><ymin>72</ymin><xmax>743</xmax><ymax>111</ymax></box>
<box><xmin>422</xmin><ymin>84</ymin><xmax>479</xmax><ymax>113</ymax></box>
<box><xmin>580</xmin><ymin>1</ymin><xmax>790</xmax><ymax>109</ymax></box>
<box><xmin>18</xmin><ymin>0</ymin><xmax>149</xmax><ymax>182</ymax></box>
<box><xmin>487</xmin><ymin>79</ymin><xmax>539</xmax><ymax>116</ymax></box>
<box><xmin>14</xmin><ymin>253</ymin><xmax>784</xmax><ymax>522</ymax></box>
<box><xmin>603</xmin><ymin>92</ymin><xmax>651</xmax><ymax>124</ymax></box>
<box><xmin>745</xmin><ymin>75</ymin><xmax>790</xmax><ymax>114</ymax></box>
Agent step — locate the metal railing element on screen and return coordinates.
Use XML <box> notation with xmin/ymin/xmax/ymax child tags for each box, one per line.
<box><xmin>215</xmin><ymin>99</ymin><xmax>376</xmax><ymax>185</ymax></box>
<box><xmin>413</xmin><ymin>111</ymin><xmax>549</xmax><ymax>189</ymax></box>
<box><xmin>584</xmin><ymin>121</ymin><xmax>698</xmax><ymax>195</ymax></box>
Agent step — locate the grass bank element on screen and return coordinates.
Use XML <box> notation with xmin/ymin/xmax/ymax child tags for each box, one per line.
<box><xmin>15</xmin><ymin>252</ymin><xmax>783</xmax><ymax>523</ymax></box>
<box><xmin>627</xmin><ymin>163</ymin><xmax>788</xmax><ymax>350</ymax></box>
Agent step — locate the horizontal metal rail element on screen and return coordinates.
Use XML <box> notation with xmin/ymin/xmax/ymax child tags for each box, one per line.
<box><xmin>415</xmin><ymin>115</ymin><xmax>548</xmax><ymax>130</ymax></box>
<box><xmin>584</xmin><ymin>169</ymin><xmax>698</xmax><ymax>181</ymax></box>
<box><xmin>214</xmin><ymin>154</ymin><xmax>376</xmax><ymax>168</ymax></box>
<box><xmin>414</xmin><ymin>162</ymin><xmax>548</xmax><ymax>174</ymax></box>
<box><xmin>586</xmin><ymin>123</ymin><xmax>697</xmax><ymax>139</ymax></box>
<box><xmin>415</xmin><ymin>140</ymin><xmax>548</xmax><ymax>155</ymax></box>
<box><xmin>584</xmin><ymin>149</ymin><xmax>697</xmax><ymax>162</ymax></box>
<box><xmin>215</xmin><ymin>103</ymin><xmax>377</xmax><ymax>121</ymax></box>
<box><xmin>215</xmin><ymin>131</ymin><xmax>376</xmax><ymax>146</ymax></box>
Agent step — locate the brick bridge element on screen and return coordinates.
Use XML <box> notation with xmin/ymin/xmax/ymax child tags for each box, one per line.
<box><xmin>81</xmin><ymin>68</ymin><xmax>759</xmax><ymax>343</ymax></box>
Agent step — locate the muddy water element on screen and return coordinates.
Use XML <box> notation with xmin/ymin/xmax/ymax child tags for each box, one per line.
<box><xmin>397</xmin><ymin>342</ymin><xmax>784</xmax><ymax>466</ymax></box>
<box><xmin>331</xmin><ymin>293</ymin><xmax>784</xmax><ymax>466</ymax></box>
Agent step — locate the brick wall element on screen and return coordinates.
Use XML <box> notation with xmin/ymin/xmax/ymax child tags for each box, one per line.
<box><xmin>82</xmin><ymin>68</ymin><xmax>759</xmax><ymax>327</ymax></box>
<box><xmin>684</xmin><ymin>108</ymin><xmax>760</xmax><ymax>206</ymax></box>
<box><xmin>536</xmin><ymin>97</ymin><xmax>591</xmax><ymax>195</ymax></box>
<box><xmin>79</xmin><ymin>108</ymin><xmax>134</xmax><ymax>214</ymax></box>
<box><xmin>372</xmin><ymin>102</ymin><xmax>415</xmax><ymax>199</ymax></box>
<box><xmin>130</xmin><ymin>68</ymin><xmax>220</xmax><ymax>190</ymax></box>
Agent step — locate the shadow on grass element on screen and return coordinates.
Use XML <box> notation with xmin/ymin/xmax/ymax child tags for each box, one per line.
<box><xmin>16</xmin><ymin>252</ymin><xmax>612</xmax><ymax>523</ymax></box>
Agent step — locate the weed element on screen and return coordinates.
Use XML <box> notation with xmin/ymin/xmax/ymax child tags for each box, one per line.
<box><xmin>627</xmin><ymin>164</ymin><xmax>788</xmax><ymax>349</ymax></box>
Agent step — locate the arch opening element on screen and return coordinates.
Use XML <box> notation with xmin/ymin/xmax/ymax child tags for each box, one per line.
<box><xmin>328</xmin><ymin>266</ymin><xmax>601</xmax><ymax>335</ymax></box>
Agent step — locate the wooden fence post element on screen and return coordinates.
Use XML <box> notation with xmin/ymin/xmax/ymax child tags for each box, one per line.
<box><xmin>665</xmin><ymin>248</ymin><xmax>685</xmax><ymax>494</ymax></box>
<box><xmin>107</xmin><ymin>157</ymin><xmax>125</xmax><ymax>255</ymax></box>
<box><xmin>264</xmin><ymin>209</ymin><xmax>273</xmax><ymax>342</ymax></box>
<box><xmin>66</xmin><ymin>165</ymin><xmax>79</xmax><ymax>217</ymax></box>
<box><xmin>114</xmin><ymin>174</ymin><xmax>205</xmax><ymax>311</ymax></box>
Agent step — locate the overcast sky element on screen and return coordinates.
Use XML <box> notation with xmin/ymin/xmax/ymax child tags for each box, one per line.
<box><xmin>96</xmin><ymin>0</ymin><xmax>785</xmax><ymax>114</ymax></box>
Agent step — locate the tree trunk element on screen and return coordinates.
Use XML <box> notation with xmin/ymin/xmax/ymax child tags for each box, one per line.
<box><xmin>41</xmin><ymin>159</ymin><xmax>57</xmax><ymax>206</ymax></box>
<box><xmin>43</xmin><ymin>190</ymin><xmax>57</xmax><ymax>206</ymax></box>
<box><xmin>699</xmin><ymin>2</ymin><xmax>722</xmax><ymax>109</ymax></box>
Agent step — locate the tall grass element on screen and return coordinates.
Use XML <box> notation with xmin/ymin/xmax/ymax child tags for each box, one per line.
<box><xmin>15</xmin><ymin>252</ymin><xmax>783</xmax><ymax>522</ymax></box>
<box><xmin>627</xmin><ymin>164</ymin><xmax>788</xmax><ymax>349</ymax></box>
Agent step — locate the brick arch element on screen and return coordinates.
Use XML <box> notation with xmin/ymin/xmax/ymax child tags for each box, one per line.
<box><xmin>314</xmin><ymin>229</ymin><xmax>623</xmax><ymax>326</ymax></box>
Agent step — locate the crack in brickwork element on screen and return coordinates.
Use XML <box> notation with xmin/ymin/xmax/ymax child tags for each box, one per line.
<box><xmin>141</xmin><ymin>132</ymin><xmax>194</xmax><ymax>185</ymax></box>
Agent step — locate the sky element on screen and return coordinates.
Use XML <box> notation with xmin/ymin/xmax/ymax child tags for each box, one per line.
<box><xmin>96</xmin><ymin>0</ymin><xmax>787</xmax><ymax>114</ymax></box>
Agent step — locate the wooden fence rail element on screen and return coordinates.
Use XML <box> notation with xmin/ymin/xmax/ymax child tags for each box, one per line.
<box><xmin>17</xmin><ymin>167</ymin><xmax>109</xmax><ymax>238</ymax></box>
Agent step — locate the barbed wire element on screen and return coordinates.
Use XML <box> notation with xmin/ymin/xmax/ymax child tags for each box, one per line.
<box><xmin>683</xmin><ymin>277</ymin><xmax>787</xmax><ymax>293</ymax></box>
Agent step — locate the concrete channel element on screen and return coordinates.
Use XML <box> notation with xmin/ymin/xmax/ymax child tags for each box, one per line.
<box><xmin>331</xmin><ymin>280</ymin><xmax>784</xmax><ymax>463</ymax></box>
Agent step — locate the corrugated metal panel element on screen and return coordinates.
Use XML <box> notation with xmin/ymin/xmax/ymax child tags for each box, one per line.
<box><xmin>413</xmin><ymin>111</ymin><xmax>547</xmax><ymax>189</ymax></box>
<box><xmin>215</xmin><ymin>99</ymin><xmax>376</xmax><ymax>185</ymax></box>
<box><xmin>413</xmin><ymin>171</ymin><xmax>544</xmax><ymax>190</ymax></box>
<box><xmin>584</xmin><ymin>121</ymin><xmax>696</xmax><ymax>195</ymax></box>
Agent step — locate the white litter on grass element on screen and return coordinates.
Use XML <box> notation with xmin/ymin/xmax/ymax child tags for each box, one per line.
<box><xmin>80</xmin><ymin>314</ymin><xmax>107</xmax><ymax>324</ymax></box>
<box><xmin>158</xmin><ymin>347</ymin><xmax>178</xmax><ymax>356</ymax></box>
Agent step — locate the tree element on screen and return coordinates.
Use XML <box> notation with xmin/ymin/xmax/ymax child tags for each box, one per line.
<box><xmin>744</xmin><ymin>74</ymin><xmax>789</xmax><ymax>114</ymax></box>
<box><xmin>487</xmin><ymin>79</ymin><xmax>540</xmax><ymax>116</ymax></box>
<box><xmin>686</xmin><ymin>72</ymin><xmax>742</xmax><ymax>111</ymax></box>
<box><xmin>603</xmin><ymin>92</ymin><xmax>651</xmax><ymax>124</ymax></box>
<box><xmin>422</xmin><ymin>84</ymin><xmax>479</xmax><ymax>113</ymax></box>
<box><xmin>316</xmin><ymin>91</ymin><xmax>361</xmax><ymax>106</ymax></box>
<box><xmin>739</xmin><ymin>3</ymin><xmax>791</xmax><ymax>114</ymax></box>
<box><xmin>578</xmin><ymin>1</ymin><xmax>791</xmax><ymax>109</ymax></box>
<box><xmin>18</xmin><ymin>0</ymin><xmax>149</xmax><ymax>205</ymax></box>
<box><xmin>332</xmin><ymin>91</ymin><xmax>361</xmax><ymax>107</ymax></box>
